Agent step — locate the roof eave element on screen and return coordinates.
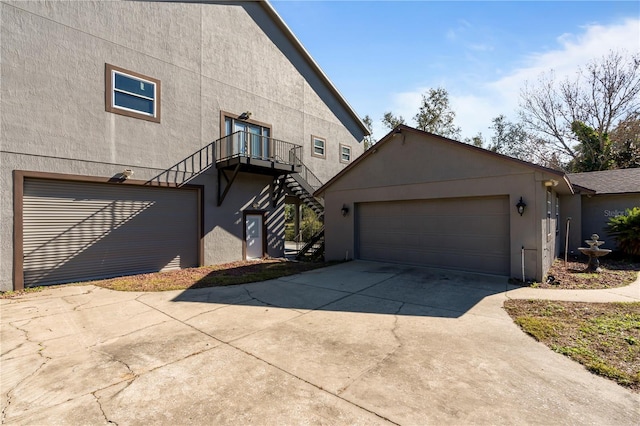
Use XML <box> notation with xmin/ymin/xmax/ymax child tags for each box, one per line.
<box><xmin>316</xmin><ymin>124</ymin><xmax>578</xmax><ymax>197</ymax></box>
<box><xmin>260</xmin><ymin>1</ymin><xmax>370</xmax><ymax>136</ymax></box>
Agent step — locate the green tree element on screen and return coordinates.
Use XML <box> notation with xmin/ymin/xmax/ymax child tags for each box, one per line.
<box><xmin>381</xmin><ymin>111</ymin><xmax>405</xmax><ymax>130</ymax></box>
<box><xmin>519</xmin><ymin>50</ymin><xmax>640</xmax><ymax>165</ymax></box>
<box><xmin>363</xmin><ymin>115</ymin><xmax>376</xmax><ymax>150</ymax></box>
<box><xmin>381</xmin><ymin>87</ymin><xmax>462</xmax><ymax>139</ymax></box>
<box><xmin>414</xmin><ymin>87</ymin><xmax>461</xmax><ymax>139</ymax></box>
<box><xmin>464</xmin><ymin>132</ymin><xmax>484</xmax><ymax>148</ymax></box>
<box><xmin>567</xmin><ymin>121</ymin><xmax>613</xmax><ymax>172</ymax></box>
<box><xmin>488</xmin><ymin>115</ymin><xmax>558</xmax><ymax>167</ymax></box>
<box><xmin>610</xmin><ymin>112</ymin><xmax>640</xmax><ymax>169</ymax></box>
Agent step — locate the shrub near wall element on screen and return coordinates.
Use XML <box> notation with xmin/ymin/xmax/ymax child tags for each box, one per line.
<box><xmin>607</xmin><ymin>207</ymin><xmax>640</xmax><ymax>256</ymax></box>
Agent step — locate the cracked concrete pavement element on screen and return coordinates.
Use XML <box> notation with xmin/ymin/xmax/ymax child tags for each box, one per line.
<box><xmin>1</xmin><ymin>261</ymin><xmax>639</xmax><ymax>425</ymax></box>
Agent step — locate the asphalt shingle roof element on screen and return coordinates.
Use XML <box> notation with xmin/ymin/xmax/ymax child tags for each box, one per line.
<box><xmin>568</xmin><ymin>168</ymin><xmax>640</xmax><ymax>194</ymax></box>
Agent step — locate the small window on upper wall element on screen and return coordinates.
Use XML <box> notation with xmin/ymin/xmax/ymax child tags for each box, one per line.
<box><xmin>340</xmin><ymin>144</ymin><xmax>351</xmax><ymax>163</ymax></box>
<box><xmin>312</xmin><ymin>136</ymin><xmax>326</xmax><ymax>159</ymax></box>
<box><xmin>105</xmin><ymin>64</ymin><xmax>160</xmax><ymax>123</ymax></box>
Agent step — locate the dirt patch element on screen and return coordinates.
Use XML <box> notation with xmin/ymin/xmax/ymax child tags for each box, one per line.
<box><xmin>529</xmin><ymin>259</ymin><xmax>639</xmax><ymax>289</ymax></box>
<box><xmin>75</xmin><ymin>259</ymin><xmax>334</xmax><ymax>292</ymax></box>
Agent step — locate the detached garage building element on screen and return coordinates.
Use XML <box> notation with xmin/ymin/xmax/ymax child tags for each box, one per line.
<box><xmin>316</xmin><ymin>125</ymin><xmax>575</xmax><ymax>282</ymax></box>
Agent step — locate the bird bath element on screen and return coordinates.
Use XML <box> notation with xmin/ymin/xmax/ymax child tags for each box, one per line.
<box><xmin>578</xmin><ymin>234</ymin><xmax>611</xmax><ymax>273</ymax></box>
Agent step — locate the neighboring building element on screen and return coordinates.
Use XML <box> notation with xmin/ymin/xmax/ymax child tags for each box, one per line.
<box><xmin>1</xmin><ymin>0</ymin><xmax>367</xmax><ymax>291</ymax></box>
<box><xmin>562</xmin><ymin>169</ymin><xmax>640</xmax><ymax>254</ymax></box>
<box><xmin>316</xmin><ymin>125</ymin><xmax>576</xmax><ymax>282</ymax></box>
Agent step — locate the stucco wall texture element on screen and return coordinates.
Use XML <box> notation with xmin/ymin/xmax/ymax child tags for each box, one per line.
<box><xmin>321</xmin><ymin>131</ymin><xmax>568</xmax><ymax>282</ymax></box>
<box><xmin>1</xmin><ymin>0</ymin><xmax>365</xmax><ymax>290</ymax></box>
<box><xmin>581</xmin><ymin>194</ymin><xmax>640</xmax><ymax>251</ymax></box>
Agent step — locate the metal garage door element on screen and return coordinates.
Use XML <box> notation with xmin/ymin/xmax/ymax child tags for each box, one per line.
<box><xmin>23</xmin><ymin>179</ymin><xmax>199</xmax><ymax>286</ymax></box>
<box><xmin>357</xmin><ymin>196</ymin><xmax>510</xmax><ymax>275</ymax></box>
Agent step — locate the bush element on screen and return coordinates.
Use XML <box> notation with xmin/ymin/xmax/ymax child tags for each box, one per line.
<box><xmin>607</xmin><ymin>207</ymin><xmax>640</xmax><ymax>256</ymax></box>
<box><xmin>284</xmin><ymin>204</ymin><xmax>322</xmax><ymax>242</ymax></box>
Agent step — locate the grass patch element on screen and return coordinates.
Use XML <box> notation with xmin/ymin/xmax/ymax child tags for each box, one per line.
<box><xmin>504</xmin><ymin>299</ymin><xmax>640</xmax><ymax>391</ymax></box>
<box><xmin>0</xmin><ymin>286</ymin><xmax>45</xmax><ymax>299</ymax></box>
<box><xmin>77</xmin><ymin>259</ymin><xmax>335</xmax><ymax>292</ymax></box>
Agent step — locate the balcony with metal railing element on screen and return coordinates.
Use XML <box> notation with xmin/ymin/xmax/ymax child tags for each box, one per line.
<box><xmin>214</xmin><ymin>131</ymin><xmax>303</xmax><ymax>175</ymax></box>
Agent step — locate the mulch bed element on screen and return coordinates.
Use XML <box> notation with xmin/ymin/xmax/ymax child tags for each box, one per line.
<box><xmin>529</xmin><ymin>258</ymin><xmax>640</xmax><ymax>289</ymax></box>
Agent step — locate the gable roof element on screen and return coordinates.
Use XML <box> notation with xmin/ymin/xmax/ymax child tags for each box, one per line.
<box><xmin>568</xmin><ymin>168</ymin><xmax>640</xmax><ymax>194</ymax></box>
<box><xmin>259</xmin><ymin>1</ymin><xmax>369</xmax><ymax>136</ymax></box>
<box><xmin>315</xmin><ymin>124</ymin><xmax>571</xmax><ymax>196</ymax></box>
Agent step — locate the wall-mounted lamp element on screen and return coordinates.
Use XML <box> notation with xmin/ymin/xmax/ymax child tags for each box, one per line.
<box><xmin>516</xmin><ymin>197</ymin><xmax>526</xmax><ymax>216</ymax></box>
<box><xmin>122</xmin><ymin>169</ymin><xmax>133</xmax><ymax>180</ymax></box>
<box><xmin>238</xmin><ymin>111</ymin><xmax>252</xmax><ymax>120</ymax></box>
<box><xmin>543</xmin><ymin>179</ymin><xmax>558</xmax><ymax>187</ymax></box>
<box><xmin>341</xmin><ymin>204</ymin><xmax>349</xmax><ymax>217</ymax></box>
<box><xmin>392</xmin><ymin>127</ymin><xmax>406</xmax><ymax>144</ymax></box>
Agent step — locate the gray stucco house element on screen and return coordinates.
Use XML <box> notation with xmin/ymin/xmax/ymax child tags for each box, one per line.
<box><xmin>317</xmin><ymin>125</ymin><xmax>639</xmax><ymax>282</ymax></box>
<box><xmin>1</xmin><ymin>0</ymin><xmax>367</xmax><ymax>291</ymax></box>
<box><xmin>562</xmin><ymin>168</ymin><xmax>640</xmax><ymax>254</ymax></box>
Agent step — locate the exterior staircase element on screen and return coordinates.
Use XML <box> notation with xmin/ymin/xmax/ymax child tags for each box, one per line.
<box><xmin>285</xmin><ymin>161</ymin><xmax>326</xmax><ymax>260</ymax></box>
<box><xmin>146</xmin><ymin>131</ymin><xmax>326</xmax><ymax>260</ymax></box>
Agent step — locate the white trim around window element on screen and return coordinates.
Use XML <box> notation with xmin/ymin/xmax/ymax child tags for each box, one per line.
<box><xmin>340</xmin><ymin>144</ymin><xmax>351</xmax><ymax>163</ymax></box>
<box><xmin>312</xmin><ymin>136</ymin><xmax>326</xmax><ymax>159</ymax></box>
<box><xmin>105</xmin><ymin>64</ymin><xmax>161</xmax><ymax>123</ymax></box>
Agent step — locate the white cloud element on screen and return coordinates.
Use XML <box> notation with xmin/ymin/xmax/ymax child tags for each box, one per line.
<box><xmin>483</xmin><ymin>18</ymin><xmax>640</xmax><ymax>127</ymax></box>
<box><xmin>378</xmin><ymin>18</ymin><xmax>640</xmax><ymax>142</ymax></box>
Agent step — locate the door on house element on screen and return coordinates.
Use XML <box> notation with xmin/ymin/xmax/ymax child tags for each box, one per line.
<box><xmin>225</xmin><ymin>116</ymin><xmax>270</xmax><ymax>160</ymax></box>
<box><xmin>245</xmin><ymin>213</ymin><xmax>264</xmax><ymax>259</ymax></box>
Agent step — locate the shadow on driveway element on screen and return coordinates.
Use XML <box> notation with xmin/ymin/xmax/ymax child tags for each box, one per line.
<box><xmin>172</xmin><ymin>261</ymin><xmax>516</xmax><ymax>318</ymax></box>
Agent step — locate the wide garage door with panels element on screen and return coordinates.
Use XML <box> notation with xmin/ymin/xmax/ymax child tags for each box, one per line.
<box><xmin>356</xmin><ymin>196</ymin><xmax>510</xmax><ymax>275</ymax></box>
<box><xmin>21</xmin><ymin>178</ymin><xmax>199</xmax><ymax>287</ymax></box>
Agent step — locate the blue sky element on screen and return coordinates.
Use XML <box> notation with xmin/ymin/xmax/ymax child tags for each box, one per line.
<box><xmin>270</xmin><ymin>1</ymin><xmax>640</xmax><ymax>142</ymax></box>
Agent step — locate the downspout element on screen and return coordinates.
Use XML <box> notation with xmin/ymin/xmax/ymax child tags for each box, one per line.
<box><xmin>564</xmin><ymin>217</ymin><xmax>571</xmax><ymax>267</ymax></box>
<box><xmin>521</xmin><ymin>246</ymin><xmax>525</xmax><ymax>283</ymax></box>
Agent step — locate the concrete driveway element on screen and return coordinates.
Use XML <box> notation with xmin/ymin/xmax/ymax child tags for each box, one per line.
<box><xmin>2</xmin><ymin>261</ymin><xmax>638</xmax><ymax>425</ymax></box>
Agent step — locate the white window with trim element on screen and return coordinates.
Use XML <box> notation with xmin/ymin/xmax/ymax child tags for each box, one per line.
<box><xmin>106</xmin><ymin>64</ymin><xmax>160</xmax><ymax>122</ymax></box>
<box><xmin>312</xmin><ymin>136</ymin><xmax>326</xmax><ymax>158</ymax></box>
<box><xmin>340</xmin><ymin>144</ymin><xmax>351</xmax><ymax>163</ymax></box>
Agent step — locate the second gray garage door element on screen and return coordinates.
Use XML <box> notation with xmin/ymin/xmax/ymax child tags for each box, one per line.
<box><xmin>356</xmin><ymin>196</ymin><xmax>510</xmax><ymax>275</ymax></box>
<box><xmin>22</xmin><ymin>178</ymin><xmax>200</xmax><ymax>287</ymax></box>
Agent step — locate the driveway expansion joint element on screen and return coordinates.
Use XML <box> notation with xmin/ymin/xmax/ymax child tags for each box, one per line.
<box><xmin>225</xmin><ymin>340</ymin><xmax>400</xmax><ymax>426</ymax></box>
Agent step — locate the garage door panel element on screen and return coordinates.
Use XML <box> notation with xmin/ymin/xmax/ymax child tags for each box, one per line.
<box><xmin>357</xmin><ymin>197</ymin><xmax>510</xmax><ymax>275</ymax></box>
<box><xmin>23</xmin><ymin>179</ymin><xmax>199</xmax><ymax>286</ymax></box>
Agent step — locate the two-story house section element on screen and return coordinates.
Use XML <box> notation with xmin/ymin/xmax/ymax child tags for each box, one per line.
<box><xmin>0</xmin><ymin>0</ymin><xmax>368</xmax><ymax>291</ymax></box>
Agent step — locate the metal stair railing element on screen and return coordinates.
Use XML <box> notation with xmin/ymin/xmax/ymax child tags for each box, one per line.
<box><xmin>147</xmin><ymin>131</ymin><xmax>302</xmax><ymax>186</ymax></box>
<box><xmin>295</xmin><ymin>226</ymin><xmax>325</xmax><ymax>260</ymax></box>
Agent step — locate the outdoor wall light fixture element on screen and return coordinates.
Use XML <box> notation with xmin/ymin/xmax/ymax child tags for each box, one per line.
<box><xmin>341</xmin><ymin>204</ymin><xmax>349</xmax><ymax>217</ymax></box>
<box><xmin>238</xmin><ymin>111</ymin><xmax>252</xmax><ymax>120</ymax></box>
<box><xmin>543</xmin><ymin>179</ymin><xmax>558</xmax><ymax>187</ymax></box>
<box><xmin>122</xmin><ymin>169</ymin><xmax>133</xmax><ymax>180</ymax></box>
<box><xmin>516</xmin><ymin>197</ymin><xmax>526</xmax><ymax>216</ymax></box>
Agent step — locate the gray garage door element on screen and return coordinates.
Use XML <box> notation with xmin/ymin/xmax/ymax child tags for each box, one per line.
<box><xmin>357</xmin><ymin>196</ymin><xmax>510</xmax><ymax>275</ymax></box>
<box><xmin>23</xmin><ymin>178</ymin><xmax>199</xmax><ymax>287</ymax></box>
